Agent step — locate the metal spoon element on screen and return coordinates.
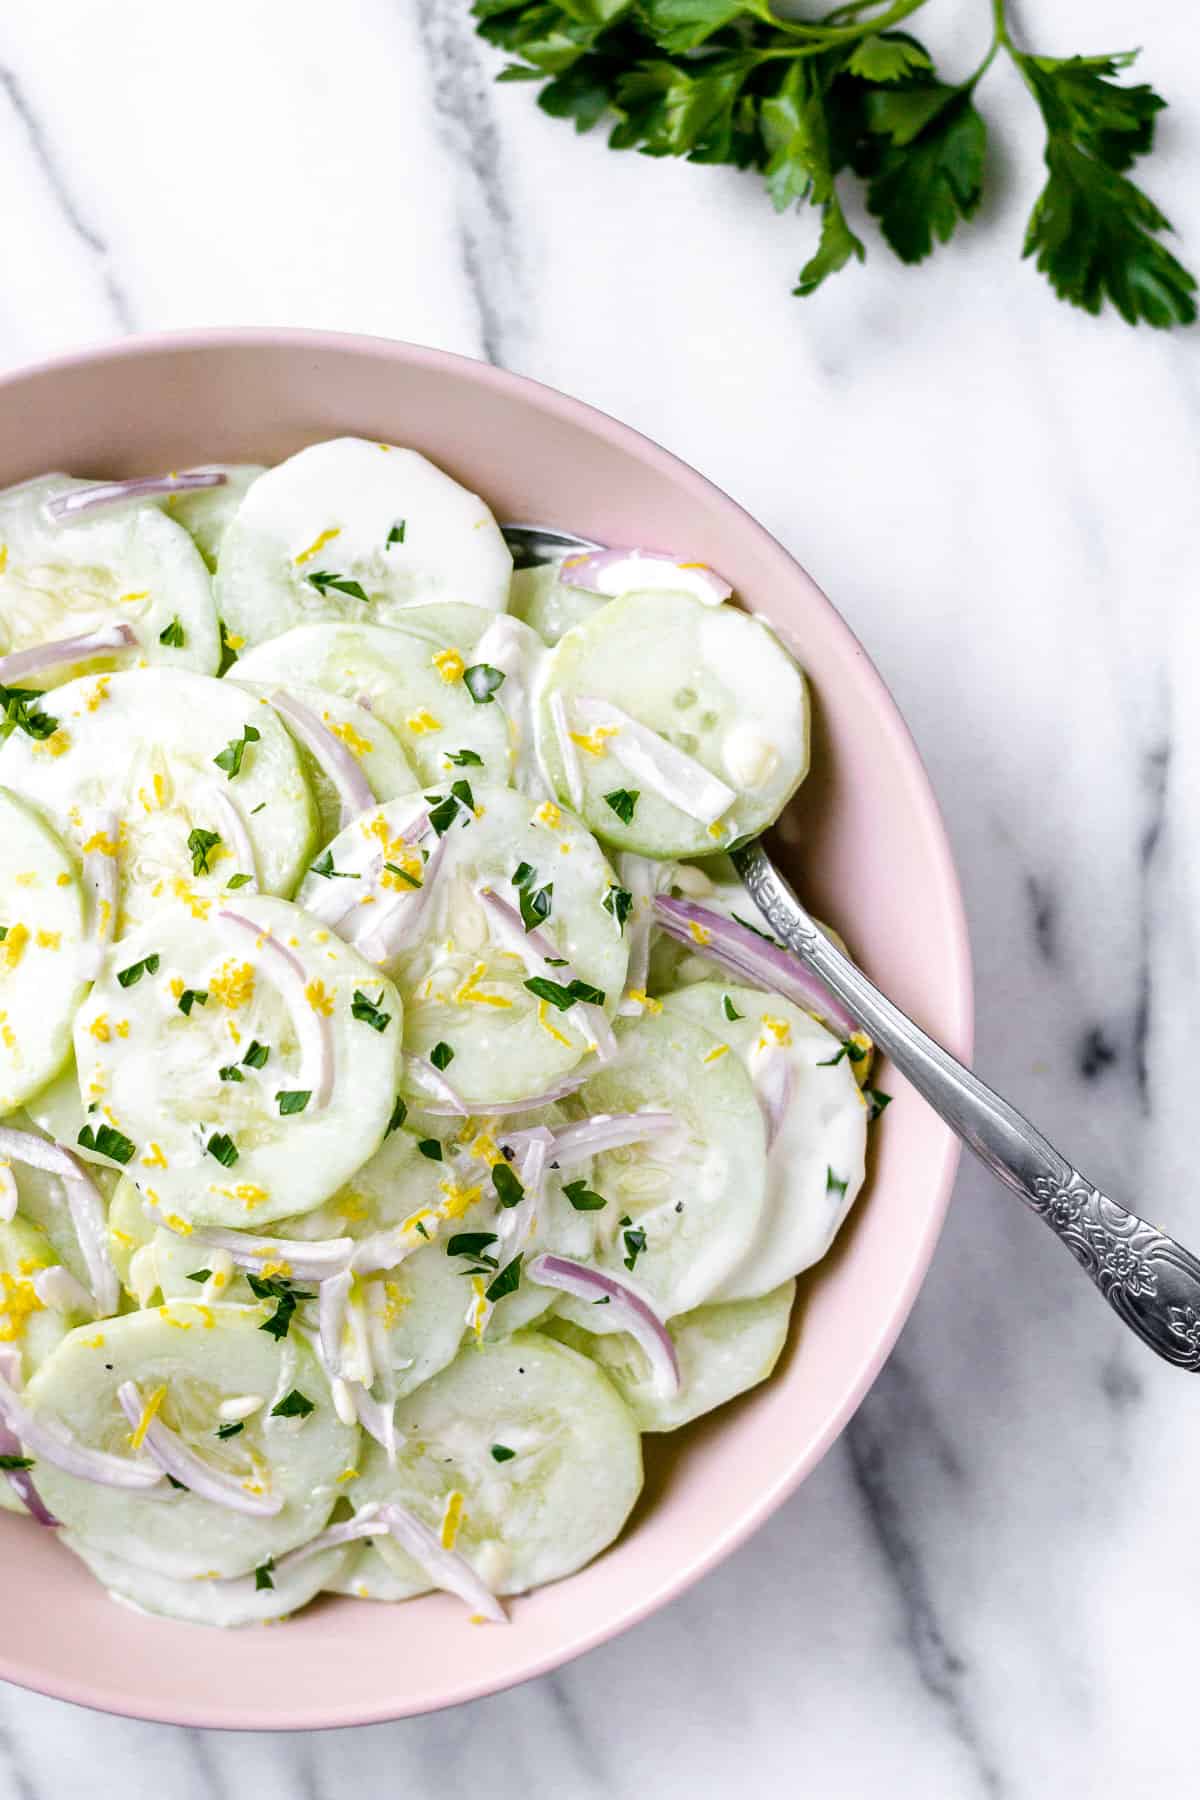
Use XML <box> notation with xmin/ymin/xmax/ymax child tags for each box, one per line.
<box><xmin>502</xmin><ymin>521</ymin><xmax>1200</xmax><ymax>1371</ymax></box>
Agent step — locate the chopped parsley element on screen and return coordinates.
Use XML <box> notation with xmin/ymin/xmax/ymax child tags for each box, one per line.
<box><xmin>430</xmin><ymin>1041</ymin><xmax>454</xmax><ymax>1071</ymax></box>
<box><xmin>417</xmin><ymin>1138</ymin><xmax>444</xmax><ymax>1162</ymax></box>
<box><xmin>271</xmin><ymin>1389</ymin><xmax>315</xmax><ymax>1419</ymax></box>
<box><xmin>622</xmin><ymin>1223</ymin><xmax>647</xmax><ymax>1271</ymax></box>
<box><xmin>490</xmin><ymin>1444</ymin><xmax>516</xmax><ymax>1464</ymax></box>
<box><xmin>218</xmin><ymin>1064</ymin><xmax>245</xmax><ymax>1083</ymax></box>
<box><xmin>0</xmin><ymin>927</ymin><xmax>7</xmax><ymax>940</ymax></box>
<box><xmin>386</xmin><ymin>520</ymin><xmax>406</xmax><ymax>547</ymax></box>
<box><xmin>445</xmin><ymin>747</ymin><xmax>482</xmax><ymax>766</ymax></box>
<box><xmin>276</xmin><ymin>1090</ymin><xmax>311</xmax><ymax>1115</ymax></box>
<box><xmin>565</xmin><ymin>978</ymin><xmax>604</xmax><ymax>1006</ymax></box>
<box><xmin>214</xmin><ymin>724</ymin><xmax>260</xmax><ymax>780</ymax></box>
<box><xmin>722</xmin><ymin>995</ymin><xmax>743</xmax><ymax>1022</ymax></box>
<box><xmin>447</xmin><ymin>1231</ymin><xmax>498</xmax><ymax>1260</ymax></box>
<box><xmin>485</xmin><ymin>1254</ymin><xmax>523</xmax><ymax>1303</ymax></box>
<box><xmin>864</xmin><ymin>1087</ymin><xmax>892</xmax><ymax>1122</ymax></box>
<box><xmin>491</xmin><ymin>1163</ymin><xmax>524</xmax><ymax>1209</ymax></box>
<box><xmin>307</xmin><ymin>569</ymin><xmax>369</xmax><ymax>603</ymax></box>
<box><xmin>351</xmin><ymin>989</ymin><xmax>391</xmax><ymax>1032</ymax></box>
<box><xmin>309</xmin><ymin>849</ymin><xmax>358</xmax><ymax>880</ymax></box>
<box><xmin>254</xmin><ymin>1559</ymin><xmax>275</xmax><ymax>1591</ymax></box>
<box><xmin>0</xmin><ymin>685</ymin><xmax>58</xmax><ymax>743</ymax></box>
<box><xmin>116</xmin><ymin>952</ymin><xmax>161</xmax><ymax>989</ymax></box>
<box><xmin>77</xmin><ymin>1123</ymin><xmax>135</xmax><ymax>1165</ymax></box>
<box><xmin>384</xmin><ymin>860</ymin><xmax>422</xmax><ymax>889</ymax></box>
<box><xmin>385</xmin><ymin>1095</ymin><xmax>408</xmax><ymax>1135</ymax></box>
<box><xmin>187</xmin><ymin>828</ymin><xmax>221</xmax><ymax>876</ymax></box>
<box><xmin>217</xmin><ymin>1421</ymin><xmax>245</xmax><ymax>1441</ymax></box>
<box><xmin>426</xmin><ymin>791</ymin><xmax>464</xmax><ymax>836</ymax></box>
<box><xmin>0</xmin><ymin>1454</ymin><xmax>34</xmax><ymax>1471</ymax></box>
<box><xmin>158</xmin><ymin>616</ymin><xmax>186</xmax><ymax>648</ymax></box>
<box><xmin>186</xmin><ymin>1269</ymin><xmax>212</xmax><ymax>1284</ymax></box>
<box><xmin>217</xmin><ymin>621</ymin><xmax>239</xmax><ymax>675</ymax></box>
<box><xmin>523</xmin><ymin>975</ymin><xmax>605</xmax><ymax>1010</ymax></box>
<box><xmin>463</xmin><ymin>663</ymin><xmax>506</xmax><ymax>705</ymax></box>
<box><xmin>826</xmin><ymin>1167</ymin><xmax>849</xmax><ymax>1201</ymax></box>
<box><xmin>817</xmin><ymin>1046</ymin><xmax>848</xmax><ymax>1067</ymax></box>
<box><xmin>563</xmin><ymin>1178</ymin><xmax>606</xmax><ymax>1212</ymax></box>
<box><xmin>205</xmin><ymin>1132</ymin><xmax>239</xmax><ymax>1168</ymax></box>
<box><xmin>603</xmin><ymin>885</ymin><xmax>633</xmax><ymax>930</ymax></box>
<box><xmin>226</xmin><ymin>872</ymin><xmax>253</xmax><ymax>890</ymax></box>
<box><xmin>178</xmin><ymin>988</ymin><xmax>208</xmax><ymax>1016</ymax></box>
<box><xmin>731</xmin><ymin>912</ymin><xmax>780</xmax><ymax>946</ymax></box>
<box><xmin>246</xmin><ymin>1273</ymin><xmax>314</xmax><ymax>1341</ymax></box>
<box><xmin>449</xmin><ymin>777</ymin><xmax>476</xmax><ymax>813</ymax></box>
<box><xmin>242</xmin><ymin>1040</ymin><xmax>269</xmax><ymax>1068</ymax></box>
<box><xmin>603</xmin><ymin>788</ymin><xmax>639</xmax><ymax>825</ymax></box>
<box><xmin>512</xmin><ymin>862</ymin><xmax>552</xmax><ymax>932</ymax></box>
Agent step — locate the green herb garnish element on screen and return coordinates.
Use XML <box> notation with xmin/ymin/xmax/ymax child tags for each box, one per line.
<box><xmin>246</xmin><ymin>1273</ymin><xmax>314</xmax><ymax>1341</ymax></box>
<box><xmin>276</xmin><ymin>1090</ymin><xmax>311</xmax><ymax>1115</ymax></box>
<box><xmin>386</xmin><ymin>1095</ymin><xmax>408</xmax><ymax>1136</ymax></box>
<box><xmin>386</xmin><ymin>520</ymin><xmax>406</xmax><ymax>547</ymax></box>
<box><xmin>77</xmin><ymin>1123</ymin><xmax>135</xmax><ymax>1165</ymax></box>
<box><xmin>271</xmin><ymin>1389</ymin><xmax>315</xmax><ymax>1419</ymax></box>
<box><xmin>116</xmin><ymin>952</ymin><xmax>160</xmax><ymax>989</ymax></box>
<box><xmin>722</xmin><ymin>995</ymin><xmax>743</xmax><ymax>1022</ymax></box>
<box><xmin>218</xmin><ymin>1064</ymin><xmax>245</xmax><ymax>1083</ymax></box>
<box><xmin>217</xmin><ymin>1421</ymin><xmax>245</xmax><ymax>1441</ymax></box>
<box><xmin>449</xmin><ymin>778</ymin><xmax>476</xmax><ymax>813</ymax></box>
<box><xmin>447</xmin><ymin>1231</ymin><xmax>498</xmax><ymax>1259</ymax></box>
<box><xmin>186</xmin><ymin>828</ymin><xmax>221</xmax><ymax>876</ymax></box>
<box><xmin>0</xmin><ymin>686</ymin><xmax>58</xmax><ymax>743</ymax></box>
<box><xmin>485</xmin><ymin>1254</ymin><xmax>523</xmax><ymax>1303</ymax></box>
<box><xmin>563</xmin><ymin>1178</ymin><xmax>606</xmax><ymax>1212</ymax></box>
<box><xmin>417</xmin><ymin>1138</ymin><xmax>444</xmax><ymax>1162</ymax></box>
<box><xmin>603</xmin><ymin>885</ymin><xmax>633</xmax><ymax>930</ymax></box>
<box><xmin>523</xmin><ymin>975</ymin><xmax>576</xmax><ymax>1010</ymax></box>
<box><xmin>307</xmin><ymin>569</ymin><xmax>369</xmax><ymax>602</ymax></box>
<box><xmin>865</xmin><ymin>1087</ymin><xmax>893</xmax><ymax>1121</ymax></box>
<box><xmin>445</xmin><ymin>747</ymin><xmax>482</xmax><ymax>766</ymax></box>
<box><xmin>384</xmin><ymin>861</ymin><xmax>422</xmax><ymax>889</ymax></box>
<box><xmin>309</xmin><ymin>849</ymin><xmax>358</xmax><ymax>880</ymax></box>
<box><xmin>351</xmin><ymin>989</ymin><xmax>391</xmax><ymax>1032</ymax></box>
<box><xmin>603</xmin><ymin>788</ymin><xmax>639</xmax><ymax>825</ymax></box>
<box><xmin>217</xmin><ymin>621</ymin><xmax>239</xmax><ymax>675</ymax></box>
<box><xmin>242</xmin><ymin>1040</ymin><xmax>269</xmax><ymax>1068</ymax></box>
<box><xmin>187</xmin><ymin>1269</ymin><xmax>212</xmax><ymax>1284</ymax></box>
<box><xmin>205</xmin><ymin>1132</ymin><xmax>239</xmax><ymax>1168</ymax></box>
<box><xmin>158</xmin><ymin>617</ymin><xmax>186</xmax><ymax>648</ymax></box>
<box><xmin>491</xmin><ymin>1162</ymin><xmax>524</xmax><ymax>1209</ymax></box>
<box><xmin>463</xmin><ymin>663</ymin><xmax>506</xmax><ymax>704</ymax></box>
<box><xmin>622</xmin><ymin>1223</ymin><xmax>647</xmax><ymax>1271</ymax></box>
<box><xmin>826</xmin><ymin>1167</ymin><xmax>849</xmax><ymax>1200</ymax></box>
<box><xmin>512</xmin><ymin>861</ymin><xmax>553</xmax><ymax>932</ymax></box>
<box><xmin>0</xmin><ymin>1454</ymin><xmax>34</xmax><ymax>1470</ymax></box>
<box><xmin>214</xmin><ymin>724</ymin><xmax>260</xmax><ymax>780</ymax></box>
<box><xmin>427</xmin><ymin>793</ymin><xmax>463</xmax><ymax>836</ymax></box>
<box><xmin>255</xmin><ymin>1559</ymin><xmax>275</xmax><ymax>1590</ymax></box>
<box><xmin>178</xmin><ymin>988</ymin><xmax>207</xmax><ymax>1016</ymax></box>
<box><xmin>430</xmin><ymin>1041</ymin><xmax>454</xmax><ymax>1071</ymax></box>
<box><xmin>226</xmin><ymin>872</ymin><xmax>252</xmax><ymax>890</ymax></box>
<box><xmin>490</xmin><ymin>1444</ymin><xmax>516</xmax><ymax>1463</ymax></box>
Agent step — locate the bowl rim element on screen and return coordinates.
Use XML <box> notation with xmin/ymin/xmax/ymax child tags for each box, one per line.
<box><xmin>0</xmin><ymin>327</ymin><xmax>973</xmax><ymax>1729</ymax></box>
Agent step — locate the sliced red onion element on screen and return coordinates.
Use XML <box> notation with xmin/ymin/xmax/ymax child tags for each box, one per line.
<box><xmin>402</xmin><ymin>1049</ymin><xmax>469</xmax><ymax>1116</ymax></box>
<box><xmin>351</xmin><ymin>1384</ymin><xmax>397</xmax><ymax>1463</ymax></box>
<box><xmin>270</xmin><ymin>690</ymin><xmax>374</xmax><ymax>828</ymax></box>
<box><xmin>616</xmin><ymin>851</ymin><xmax>671</xmax><ymax>1016</ymax></box>
<box><xmin>204</xmin><ymin>784</ymin><xmax>258</xmax><ymax>892</ymax></box>
<box><xmin>478</xmin><ymin>887</ymin><xmax>616</xmax><ymax>1061</ymax></box>
<box><xmin>518</xmin><ymin>1111</ymin><xmax>676</xmax><ymax>1167</ymax></box>
<box><xmin>375</xmin><ymin>1501</ymin><xmax>506</xmax><ymax>1623</ymax></box>
<box><xmin>498</xmin><ymin>1128</ymin><xmax>552</xmax><ymax>1256</ymax></box>
<box><xmin>573</xmin><ymin>697</ymin><xmax>735</xmax><ymax>827</ymax></box>
<box><xmin>44</xmin><ymin>469</ymin><xmax>227</xmax><ymax>522</ymax></box>
<box><xmin>558</xmin><ymin>546</ymin><xmax>731</xmax><ymax>604</ymax></box>
<box><xmin>751</xmin><ymin>1046</ymin><xmax>795</xmax><ymax>1150</ymax></box>
<box><xmin>117</xmin><ymin>1381</ymin><xmax>282</xmax><ymax>1517</ymax></box>
<box><xmin>413</xmin><ymin>1068</ymin><xmax>594</xmax><ymax>1119</ymax></box>
<box><xmin>652</xmin><ymin>896</ymin><xmax>859</xmax><ymax>1039</ymax></box>
<box><xmin>33</xmin><ymin>1263</ymin><xmax>98</xmax><ymax>1318</ymax></box>
<box><xmin>0</xmin><ymin>1161</ymin><xmax>17</xmax><ymax>1223</ymax></box>
<box><xmin>318</xmin><ymin>1270</ymin><xmax>352</xmax><ymax>1376</ymax></box>
<box><xmin>0</xmin><ymin>1370</ymin><xmax>163</xmax><ymax>1489</ymax></box>
<box><xmin>548</xmin><ymin>691</ymin><xmax>583</xmax><ymax>810</ymax></box>
<box><xmin>0</xmin><ymin>1351</ymin><xmax>57</xmax><ymax>1525</ymax></box>
<box><xmin>275</xmin><ymin>1504</ymin><xmax>384</xmax><ymax>1572</ymax></box>
<box><xmin>0</xmin><ymin>1127</ymin><xmax>117</xmax><ymax>1313</ymax></box>
<box><xmin>0</xmin><ymin>622</ymin><xmax>136</xmax><ymax>685</ymax></box>
<box><xmin>80</xmin><ymin>807</ymin><xmax>119</xmax><ymax>979</ymax></box>
<box><xmin>157</xmin><ymin>1217</ymin><xmax>354</xmax><ymax>1284</ymax></box>
<box><xmin>528</xmin><ymin>1253</ymin><xmax>680</xmax><ymax>1396</ymax></box>
<box><xmin>218</xmin><ymin>911</ymin><xmax>334</xmax><ymax>1110</ymax></box>
<box><xmin>354</xmin><ymin>829</ymin><xmax>447</xmax><ymax>964</ymax></box>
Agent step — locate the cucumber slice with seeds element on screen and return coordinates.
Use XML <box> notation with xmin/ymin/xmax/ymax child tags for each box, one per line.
<box><xmin>214</xmin><ymin>438</ymin><xmax>511</xmax><ymax>648</ymax></box>
<box><xmin>64</xmin><ymin>1532</ymin><xmax>350</xmax><ymax>1627</ymax></box>
<box><xmin>26</xmin><ymin>1302</ymin><xmax>358</xmax><ymax>1579</ymax></box>
<box><xmin>536</xmin><ymin>591</ymin><xmax>809</xmax><ymax>857</ymax></box>
<box><xmin>324</xmin><ymin>1541</ymin><xmax>430</xmax><ymax>1602</ymax></box>
<box><xmin>353</xmin><ymin>1332</ymin><xmax>642</xmax><ymax>1595</ymax></box>
<box><xmin>0</xmin><ymin>476</ymin><xmax>219</xmax><ymax>684</ymax></box>
<box><xmin>74</xmin><ymin>895</ymin><xmax>403</xmax><ymax>1227</ymax></box>
<box><xmin>0</xmin><ymin>1213</ymin><xmax>85</xmax><ymax>1377</ymax></box>
<box><xmin>662</xmin><ymin>982</ymin><xmax>868</xmax><ymax>1298</ymax></box>
<box><xmin>0</xmin><ymin>789</ymin><xmax>88</xmax><ymax>1114</ymax></box>
<box><xmin>160</xmin><ymin>465</ymin><xmax>264</xmax><ymax>573</ymax></box>
<box><xmin>0</xmin><ymin>671</ymin><xmax>318</xmax><ymax>934</ymax></box>
<box><xmin>543</xmin><ymin>1280</ymin><xmax>795</xmax><ymax>1432</ymax></box>
<box><xmin>508</xmin><ymin>563</ymin><xmax>606</xmax><ymax>646</ymax></box>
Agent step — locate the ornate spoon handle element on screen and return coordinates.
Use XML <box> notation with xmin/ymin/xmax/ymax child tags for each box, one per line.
<box><xmin>732</xmin><ymin>841</ymin><xmax>1200</xmax><ymax>1370</ymax></box>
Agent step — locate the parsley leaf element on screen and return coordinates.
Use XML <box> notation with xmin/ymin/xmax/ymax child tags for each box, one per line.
<box><xmin>187</xmin><ymin>827</ymin><xmax>221</xmax><ymax>876</ymax></box>
<box><xmin>205</xmin><ymin>1132</ymin><xmax>239</xmax><ymax>1168</ymax></box>
<box><xmin>603</xmin><ymin>788</ymin><xmax>638</xmax><ymax>824</ymax></box>
<box><xmin>523</xmin><ymin>975</ymin><xmax>576</xmax><ymax>1010</ymax></box>
<box><xmin>491</xmin><ymin>1162</ymin><xmax>524</xmax><ymax>1208</ymax></box>
<box><xmin>512</xmin><ymin>862</ymin><xmax>553</xmax><ymax>932</ymax></box>
<box><xmin>178</xmin><ymin>988</ymin><xmax>207</xmax><ymax>1016</ymax></box>
<box><xmin>226</xmin><ymin>872</ymin><xmax>253</xmax><ymax>890</ymax></box>
<box><xmin>271</xmin><ymin>1389</ymin><xmax>315</xmax><ymax>1419</ymax></box>
<box><xmin>158</xmin><ymin>616</ymin><xmax>186</xmax><ymax>648</ymax></box>
<box><xmin>430</xmin><ymin>1041</ymin><xmax>454</xmax><ymax>1071</ymax></box>
<box><xmin>310</xmin><ymin>849</ymin><xmax>359</xmax><ymax>879</ymax></box>
<box><xmin>386</xmin><ymin>1095</ymin><xmax>408</xmax><ymax>1135</ymax></box>
<box><xmin>218</xmin><ymin>1064</ymin><xmax>245</xmax><ymax>1083</ymax></box>
<box><xmin>722</xmin><ymin>995</ymin><xmax>743</xmax><ymax>1021</ymax></box>
<box><xmin>0</xmin><ymin>1454</ymin><xmax>34</xmax><ymax>1471</ymax></box>
<box><xmin>77</xmin><ymin>1123</ymin><xmax>135</xmax><ymax>1165</ymax></box>
<box><xmin>308</xmin><ymin>569</ymin><xmax>369</xmax><ymax>603</ymax></box>
<box><xmin>214</xmin><ymin>724</ymin><xmax>260</xmax><ymax>780</ymax></box>
<box><xmin>417</xmin><ymin>1138</ymin><xmax>444</xmax><ymax>1162</ymax></box>
<box><xmin>622</xmin><ymin>1223</ymin><xmax>647</xmax><ymax>1271</ymax></box>
<box><xmin>246</xmin><ymin>1273</ymin><xmax>314</xmax><ymax>1341</ymax></box>
<box><xmin>603</xmin><ymin>885</ymin><xmax>633</xmax><ymax>930</ymax></box>
<box><xmin>386</xmin><ymin>520</ymin><xmax>407</xmax><ymax>547</ymax></box>
<box><xmin>865</xmin><ymin>1086</ymin><xmax>893</xmax><ymax>1121</ymax></box>
<box><xmin>351</xmin><ymin>989</ymin><xmax>391</xmax><ymax>1032</ymax></box>
<box><xmin>463</xmin><ymin>662</ymin><xmax>506</xmax><ymax>704</ymax></box>
<box><xmin>563</xmin><ymin>1178</ymin><xmax>606</xmax><ymax>1212</ymax></box>
<box><xmin>447</xmin><ymin>1231</ymin><xmax>498</xmax><ymax>1259</ymax></box>
<box><xmin>445</xmin><ymin>747</ymin><xmax>483</xmax><ymax>766</ymax></box>
<box><xmin>187</xmin><ymin>1269</ymin><xmax>212</xmax><ymax>1283</ymax></box>
<box><xmin>276</xmin><ymin>1090</ymin><xmax>311</xmax><ymax>1115</ymax></box>
<box><xmin>117</xmin><ymin>952</ymin><xmax>160</xmax><ymax>989</ymax></box>
<box><xmin>826</xmin><ymin>1166</ymin><xmax>849</xmax><ymax>1201</ymax></box>
<box><xmin>0</xmin><ymin>685</ymin><xmax>58</xmax><ymax>743</ymax></box>
<box><xmin>485</xmin><ymin>1253</ymin><xmax>523</xmax><ymax>1303</ymax></box>
<box><xmin>491</xmin><ymin>1443</ymin><xmax>516</xmax><ymax>1463</ymax></box>
<box><xmin>255</xmin><ymin>1559</ymin><xmax>275</xmax><ymax>1591</ymax></box>
<box><xmin>242</xmin><ymin>1040</ymin><xmax>269</xmax><ymax>1068</ymax></box>
<box><xmin>217</xmin><ymin>1421</ymin><xmax>244</xmax><ymax>1440</ymax></box>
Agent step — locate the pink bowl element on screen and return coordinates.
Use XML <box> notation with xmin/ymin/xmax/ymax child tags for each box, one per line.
<box><xmin>0</xmin><ymin>329</ymin><xmax>972</xmax><ymax>1728</ymax></box>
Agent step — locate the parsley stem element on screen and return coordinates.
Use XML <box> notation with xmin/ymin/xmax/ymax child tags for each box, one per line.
<box><xmin>990</xmin><ymin>0</ymin><xmax>1014</xmax><ymax>52</ymax></box>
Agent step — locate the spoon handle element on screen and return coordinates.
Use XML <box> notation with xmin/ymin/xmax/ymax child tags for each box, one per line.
<box><xmin>732</xmin><ymin>842</ymin><xmax>1200</xmax><ymax>1370</ymax></box>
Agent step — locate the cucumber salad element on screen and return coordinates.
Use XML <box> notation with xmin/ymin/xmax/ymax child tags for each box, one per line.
<box><xmin>0</xmin><ymin>441</ymin><xmax>887</xmax><ymax>1629</ymax></box>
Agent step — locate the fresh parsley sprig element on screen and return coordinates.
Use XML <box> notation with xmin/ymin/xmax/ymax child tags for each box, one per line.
<box><xmin>473</xmin><ymin>0</ymin><xmax>1194</xmax><ymax>328</ymax></box>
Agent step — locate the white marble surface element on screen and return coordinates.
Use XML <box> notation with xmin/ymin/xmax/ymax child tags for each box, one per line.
<box><xmin>0</xmin><ymin>0</ymin><xmax>1198</xmax><ymax>1792</ymax></box>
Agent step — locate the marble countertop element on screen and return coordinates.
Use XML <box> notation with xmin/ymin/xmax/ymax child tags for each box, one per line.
<box><xmin>1</xmin><ymin>0</ymin><xmax>1197</xmax><ymax>1792</ymax></box>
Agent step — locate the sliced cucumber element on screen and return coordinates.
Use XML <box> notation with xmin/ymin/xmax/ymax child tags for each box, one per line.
<box><xmin>233</xmin><ymin>679</ymin><xmax>418</xmax><ymax>848</ymax></box>
<box><xmin>557</xmin><ymin>1008</ymin><xmax>768</xmax><ymax>1320</ymax></box>
<box><xmin>0</xmin><ymin>476</ymin><xmax>219</xmax><ymax>683</ymax></box>
<box><xmin>325</xmin><ymin>1541</ymin><xmax>430</xmax><ymax>1602</ymax></box>
<box><xmin>160</xmin><ymin>465</ymin><xmax>264</xmax><ymax>573</ymax></box>
<box><xmin>295</xmin><ymin>785</ymin><xmax>627</xmax><ymax>1108</ymax></box>
<box><xmin>543</xmin><ymin>1279</ymin><xmax>795</xmax><ymax>1432</ymax></box>
<box><xmin>63</xmin><ymin>1531</ymin><xmax>350</xmax><ymax>1627</ymax></box>
<box><xmin>536</xmin><ymin>591</ymin><xmax>809</xmax><ymax>857</ymax></box>
<box><xmin>214</xmin><ymin>438</ymin><xmax>511</xmax><ymax>647</ymax></box>
<box><xmin>73</xmin><ymin>896</ymin><xmax>403</xmax><ymax>1226</ymax></box>
<box><xmin>0</xmin><ymin>789</ymin><xmax>88</xmax><ymax>1113</ymax></box>
<box><xmin>662</xmin><ymin>982</ymin><xmax>868</xmax><ymax>1297</ymax></box>
<box><xmin>1</xmin><ymin>1112</ymin><xmax>118</xmax><ymax>1287</ymax></box>
<box><xmin>509</xmin><ymin>563</ymin><xmax>606</xmax><ymax>646</ymax></box>
<box><xmin>0</xmin><ymin>1213</ymin><xmax>84</xmax><ymax>1376</ymax></box>
<box><xmin>233</xmin><ymin>617</ymin><xmax>518</xmax><ymax>787</ymax></box>
<box><xmin>353</xmin><ymin>1332</ymin><xmax>642</xmax><ymax>1594</ymax></box>
<box><xmin>0</xmin><ymin>671</ymin><xmax>318</xmax><ymax>933</ymax></box>
<box><xmin>26</xmin><ymin>1302</ymin><xmax>359</xmax><ymax>1578</ymax></box>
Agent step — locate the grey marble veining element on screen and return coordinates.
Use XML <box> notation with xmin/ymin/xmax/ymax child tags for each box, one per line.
<box><xmin>0</xmin><ymin>0</ymin><xmax>1197</xmax><ymax>1793</ymax></box>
